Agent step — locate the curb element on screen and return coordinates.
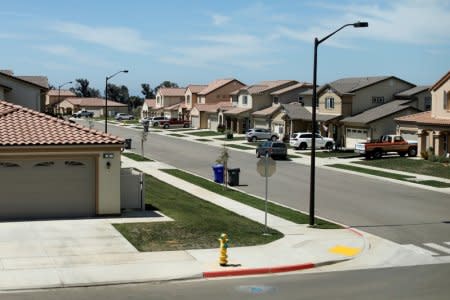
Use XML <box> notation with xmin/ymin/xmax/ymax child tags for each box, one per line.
<box><xmin>203</xmin><ymin>263</ymin><xmax>315</xmax><ymax>278</ymax></box>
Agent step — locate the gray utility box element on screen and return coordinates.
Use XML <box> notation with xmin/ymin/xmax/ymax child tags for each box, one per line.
<box><xmin>120</xmin><ymin>168</ymin><xmax>145</xmax><ymax>210</ymax></box>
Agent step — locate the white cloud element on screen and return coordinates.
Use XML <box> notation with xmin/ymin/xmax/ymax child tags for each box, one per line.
<box><xmin>160</xmin><ymin>34</ymin><xmax>278</xmax><ymax>69</ymax></box>
<box><xmin>277</xmin><ymin>1</ymin><xmax>450</xmax><ymax>46</ymax></box>
<box><xmin>211</xmin><ymin>14</ymin><xmax>230</xmax><ymax>26</ymax></box>
<box><xmin>51</xmin><ymin>22</ymin><xmax>152</xmax><ymax>54</ymax></box>
<box><xmin>34</xmin><ymin>44</ymin><xmax>112</xmax><ymax>68</ymax></box>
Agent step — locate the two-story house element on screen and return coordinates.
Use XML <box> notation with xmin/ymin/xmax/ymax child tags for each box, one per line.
<box><xmin>0</xmin><ymin>70</ymin><xmax>48</xmax><ymax>112</ymax></box>
<box><xmin>224</xmin><ymin>80</ymin><xmax>298</xmax><ymax>133</ymax></box>
<box><xmin>252</xmin><ymin>82</ymin><xmax>313</xmax><ymax>136</ymax></box>
<box><xmin>45</xmin><ymin>89</ymin><xmax>76</xmax><ymax>115</ymax></box>
<box><xmin>154</xmin><ymin>87</ymin><xmax>185</xmax><ymax>118</ymax></box>
<box><xmin>141</xmin><ymin>98</ymin><xmax>156</xmax><ymax>119</ymax></box>
<box><xmin>396</xmin><ymin>71</ymin><xmax>450</xmax><ymax>157</ymax></box>
<box><xmin>317</xmin><ymin>76</ymin><xmax>415</xmax><ymax>148</ymax></box>
<box><xmin>190</xmin><ymin>78</ymin><xmax>245</xmax><ymax>129</ymax></box>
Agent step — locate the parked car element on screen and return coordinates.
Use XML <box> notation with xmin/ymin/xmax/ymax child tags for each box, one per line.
<box><xmin>289</xmin><ymin>132</ymin><xmax>334</xmax><ymax>150</ymax></box>
<box><xmin>246</xmin><ymin>128</ymin><xmax>279</xmax><ymax>142</ymax></box>
<box><xmin>144</xmin><ymin>116</ymin><xmax>170</xmax><ymax>127</ymax></box>
<box><xmin>115</xmin><ymin>113</ymin><xmax>134</xmax><ymax>121</ymax></box>
<box><xmin>159</xmin><ymin>118</ymin><xmax>190</xmax><ymax>129</ymax></box>
<box><xmin>256</xmin><ymin>141</ymin><xmax>288</xmax><ymax>159</ymax></box>
<box><xmin>72</xmin><ymin>110</ymin><xmax>94</xmax><ymax>118</ymax></box>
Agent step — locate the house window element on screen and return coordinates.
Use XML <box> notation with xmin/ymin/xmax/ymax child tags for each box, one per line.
<box><xmin>243</xmin><ymin>95</ymin><xmax>248</xmax><ymax>105</ymax></box>
<box><xmin>34</xmin><ymin>161</ymin><xmax>55</xmax><ymax>167</ymax></box>
<box><xmin>157</xmin><ymin>96</ymin><xmax>161</xmax><ymax>105</ymax></box>
<box><xmin>0</xmin><ymin>162</ymin><xmax>20</xmax><ymax>168</ymax></box>
<box><xmin>298</xmin><ymin>96</ymin><xmax>304</xmax><ymax>105</ymax></box>
<box><xmin>273</xmin><ymin>96</ymin><xmax>279</xmax><ymax>104</ymax></box>
<box><xmin>325</xmin><ymin>97</ymin><xmax>334</xmax><ymax>109</ymax></box>
<box><xmin>424</xmin><ymin>96</ymin><xmax>431</xmax><ymax>111</ymax></box>
<box><xmin>186</xmin><ymin>95</ymin><xmax>191</xmax><ymax>104</ymax></box>
<box><xmin>445</xmin><ymin>90</ymin><xmax>449</xmax><ymax>110</ymax></box>
<box><xmin>65</xmin><ymin>161</ymin><xmax>85</xmax><ymax>167</ymax></box>
<box><xmin>372</xmin><ymin>96</ymin><xmax>385</xmax><ymax>104</ymax></box>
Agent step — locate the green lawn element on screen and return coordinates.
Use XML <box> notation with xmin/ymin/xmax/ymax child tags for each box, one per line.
<box><xmin>215</xmin><ymin>136</ymin><xmax>247</xmax><ymax>141</ymax></box>
<box><xmin>161</xmin><ymin>169</ymin><xmax>341</xmax><ymax>229</ymax></box>
<box><xmin>225</xmin><ymin>144</ymin><xmax>255</xmax><ymax>150</ymax></box>
<box><xmin>302</xmin><ymin>150</ymin><xmax>359</xmax><ymax>158</ymax></box>
<box><xmin>354</xmin><ymin>157</ymin><xmax>450</xmax><ymax>180</ymax></box>
<box><xmin>186</xmin><ymin>131</ymin><xmax>224</xmax><ymax>137</ymax></box>
<box><xmin>195</xmin><ymin>138</ymin><xmax>213</xmax><ymax>142</ymax></box>
<box><xmin>327</xmin><ymin>163</ymin><xmax>450</xmax><ymax>188</ymax></box>
<box><xmin>167</xmin><ymin>133</ymin><xmax>186</xmax><ymax>138</ymax></box>
<box><xmin>113</xmin><ymin>175</ymin><xmax>282</xmax><ymax>251</ymax></box>
<box><xmin>122</xmin><ymin>152</ymin><xmax>152</xmax><ymax>161</ymax></box>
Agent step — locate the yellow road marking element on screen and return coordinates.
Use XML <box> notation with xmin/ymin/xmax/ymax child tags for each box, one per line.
<box><xmin>329</xmin><ymin>245</ymin><xmax>361</xmax><ymax>256</ymax></box>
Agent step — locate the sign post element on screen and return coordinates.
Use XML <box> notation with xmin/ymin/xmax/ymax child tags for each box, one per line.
<box><xmin>257</xmin><ymin>153</ymin><xmax>276</xmax><ymax>235</ymax></box>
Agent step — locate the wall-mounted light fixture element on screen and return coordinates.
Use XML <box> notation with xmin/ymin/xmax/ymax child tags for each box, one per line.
<box><xmin>106</xmin><ymin>161</ymin><xmax>111</xmax><ymax>169</ymax></box>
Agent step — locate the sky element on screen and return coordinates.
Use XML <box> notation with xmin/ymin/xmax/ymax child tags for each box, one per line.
<box><xmin>1</xmin><ymin>0</ymin><xmax>449</xmax><ymax>96</ymax></box>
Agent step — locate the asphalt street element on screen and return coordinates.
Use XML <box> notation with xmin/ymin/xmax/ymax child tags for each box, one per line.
<box><xmin>104</xmin><ymin>123</ymin><xmax>450</xmax><ymax>247</ymax></box>
<box><xmin>3</xmin><ymin>264</ymin><xmax>449</xmax><ymax>299</ymax></box>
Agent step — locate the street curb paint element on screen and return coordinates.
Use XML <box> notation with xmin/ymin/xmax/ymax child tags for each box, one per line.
<box><xmin>203</xmin><ymin>263</ymin><xmax>315</xmax><ymax>278</ymax></box>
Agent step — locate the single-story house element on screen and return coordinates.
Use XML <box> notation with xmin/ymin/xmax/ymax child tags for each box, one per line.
<box><xmin>0</xmin><ymin>100</ymin><xmax>124</xmax><ymax>220</ymax></box>
<box><xmin>45</xmin><ymin>89</ymin><xmax>76</xmax><ymax>114</ymax></box>
<box><xmin>58</xmin><ymin>97</ymin><xmax>128</xmax><ymax>116</ymax></box>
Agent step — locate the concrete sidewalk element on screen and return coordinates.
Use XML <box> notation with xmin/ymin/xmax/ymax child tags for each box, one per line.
<box><xmin>0</xmin><ymin>156</ymin><xmax>366</xmax><ymax>291</ymax></box>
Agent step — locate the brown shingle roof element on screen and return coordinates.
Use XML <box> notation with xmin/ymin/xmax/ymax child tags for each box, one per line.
<box><xmin>341</xmin><ymin>100</ymin><xmax>420</xmax><ymax>124</ymax></box>
<box><xmin>235</xmin><ymin>80</ymin><xmax>297</xmax><ymax>95</ymax></box>
<box><xmin>0</xmin><ymin>71</ymin><xmax>48</xmax><ymax>90</ymax></box>
<box><xmin>0</xmin><ymin>100</ymin><xmax>123</xmax><ymax>146</ymax></box>
<box><xmin>194</xmin><ymin>101</ymin><xmax>233</xmax><ymax>113</ymax></box>
<box><xmin>198</xmin><ymin>78</ymin><xmax>242</xmax><ymax>96</ymax></box>
<box><xmin>223</xmin><ymin>107</ymin><xmax>251</xmax><ymax>116</ymax></box>
<box><xmin>252</xmin><ymin>105</ymin><xmax>281</xmax><ymax>117</ymax></box>
<box><xmin>320</xmin><ymin>76</ymin><xmax>415</xmax><ymax>95</ymax></box>
<box><xmin>395</xmin><ymin>111</ymin><xmax>450</xmax><ymax>125</ymax></box>
<box><xmin>270</xmin><ymin>82</ymin><xmax>313</xmax><ymax>95</ymax></box>
<box><xmin>144</xmin><ymin>99</ymin><xmax>156</xmax><ymax>108</ymax></box>
<box><xmin>47</xmin><ymin>89</ymin><xmax>76</xmax><ymax>97</ymax></box>
<box><xmin>64</xmin><ymin>97</ymin><xmax>126</xmax><ymax>107</ymax></box>
<box><xmin>187</xmin><ymin>84</ymin><xmax>208</xmax><ymax>94</ymax></box>
<box><xmin>281</xmin><ymin>102</ymin><xmax>340</xmax><ymax>122</ymax></box>
<box><xmin>158</xmin><ymin>87</ymin><xmax>186</xmax><ymax>97</ymax></box>
<box><xmin>395</xmin><ymin>86</ymin><xmax>430</xmax><ymax>97</ymax></box>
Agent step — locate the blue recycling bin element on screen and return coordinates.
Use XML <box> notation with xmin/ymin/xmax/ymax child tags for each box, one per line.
<box><xmin>212</xmin><ymin>164</ymin><xmax>224</xmax><ymax>183</ymax></box>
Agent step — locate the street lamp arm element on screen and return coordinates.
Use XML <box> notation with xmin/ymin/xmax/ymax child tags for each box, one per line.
<box><xmin>106</xmin><ymin>70</ymin><xmax>128</xmax><ymax>81</ymax></box>
<box><xmin>317</xmin><ymin>23</ymin><xmax>353</xmax><ymax>45</ymax></box>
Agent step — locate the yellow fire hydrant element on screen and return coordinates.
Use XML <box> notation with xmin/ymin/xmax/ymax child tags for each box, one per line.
<box><xmin>218</xmin><ymin>233</ymin><xmax>229</xmax><ymax>266</ymax></box>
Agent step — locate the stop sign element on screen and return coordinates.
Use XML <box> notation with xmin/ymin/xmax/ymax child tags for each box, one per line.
<box><xmin>257</xmin><ymin>157</ymin><xmax>276</xmax><ymax>177</ymax></box>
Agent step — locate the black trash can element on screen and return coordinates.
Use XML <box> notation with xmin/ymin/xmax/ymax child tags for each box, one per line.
<box><xmin>227</xmin><ymin>168</ymin><xmax>240</xmax><ymax>186</ymax></box>
<box><xmin>124</xmin><ymin>138</ymin><xmax>132</xmax><ymax>149</ymax></box>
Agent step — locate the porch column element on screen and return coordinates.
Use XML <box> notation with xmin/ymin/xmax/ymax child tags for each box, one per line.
<box><xmin>417</xmin><ymin>130</ymin><xmax>427</xmax><ymax>155</ymax></box>
<box><xmin>433</xmin><ymin>131</ymin><xmax>443</xmax><ymax>156</ymax></box>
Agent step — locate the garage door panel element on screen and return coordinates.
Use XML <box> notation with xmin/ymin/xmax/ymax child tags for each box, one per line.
<box><xmin>0</xmin><ymin>157</ymin><xmax>95</xmax><ymax>220</ymax></box>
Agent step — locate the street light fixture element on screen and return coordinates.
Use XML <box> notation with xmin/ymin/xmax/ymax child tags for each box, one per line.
<box><xmin>57</xmin><ymin>81</ymin><xmax>72</xmax><ymax>115</ymax></box>
<box><xmin>309</xmin><ymin>21</ymin><xmax>368</xmax><ymax>226</ymax></box>
<box><xmin>105</xmin><ymin>70</ymin><xmax>128</xmax><ymax>133</ymax></box>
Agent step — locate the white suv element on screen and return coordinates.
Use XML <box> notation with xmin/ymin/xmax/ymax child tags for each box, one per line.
<box><xmin>246</xmin><ymin>128</ymin><xmax>279</xmax><ymax>142</ymax></box>
<box><xmin>289</xmin><ymin>132</ymin><xmax>334</xmax><ymax>150</ymax></box>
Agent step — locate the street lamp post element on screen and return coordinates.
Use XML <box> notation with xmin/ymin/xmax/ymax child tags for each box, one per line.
<box><xmin>57</xmin><ymin>81</ymin><xmax>72</xmax><ymax>115</ymax></box>
<box><xmin>105</xmin><ymin>70</ymin><xmax>128</xmax><ymax>133</ymax></box>
<box><xmin>309</xmin><ymin>21</ymin><xmax>368</xmax><ymax>226</ymax></box>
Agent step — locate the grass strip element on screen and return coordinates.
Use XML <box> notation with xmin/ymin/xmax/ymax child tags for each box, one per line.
<box><xmin>225</xmin><ymin>144</ymin><xmax>255</xmax><ymax>150</ymax></box>
<box><xmin>161</xmin><ymin>169</ymin><xmax>340</xmax><ymax>229</ymax></box>
<box><xmin>327</xmin><ymin>164</ymin><xmax>450</xmax><ymax>188</ymax></box>
<box><xmin>354</xmin><ymin>158</ymin><xmax>450</xmax><ymax>180</ymax></box>
<box><xmin>122</xmin><ymin>152</ymin><xmax>152</xmax><ymax>161</ymax></box>
<box><xmin>215</xmin><ymin>137</ymin><xmax>247</xmax><ymax>141</ymax></box>
<box><xmin>302</xmin><ymin>151</ymin><xmax>359</xmax><ymax>158</ymax></box>
<box><xmin>167</xmin><ymin>133</ymin><xmax>186</xmax><ymax>137</ymax></box>
<box><xmin>113</xmin><ymin>175</ymin><xmax>282</xmax><ymax>251</ymax></box>
<box><xmin>195</xmin><ymin>138</ymin><xmax>213</xmax><ymax>142</ymax></box>
<box><xmin>186</xmin><ymin>131</ymin><xmax>224</xmax><ymax>137</ymax></box>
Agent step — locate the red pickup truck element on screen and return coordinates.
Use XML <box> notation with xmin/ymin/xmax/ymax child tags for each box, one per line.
<box><xmin>354</xmin><ymin>135</ymin><xmax>418</xmax><ymax>159</ymax></box>
<box><xmin>160</xmin><ymin>118</ymin><xmax>190</xmax><ymax>129</ymax></box>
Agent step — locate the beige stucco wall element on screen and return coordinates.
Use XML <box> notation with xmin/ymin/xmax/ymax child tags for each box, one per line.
<box><xmin>318</xmin><ymin>91</ymin><xmax>343</xmax><ymax>115</ymax></box>
<box><xmin>412</xmin><ymin>90</ymin><xmax>432</xmax><ymax>111</ymax></box>
<box><xmin>252</xmin><ymin>94</ymin><xmax>272</xmax><ymax>111</ymax></box>
<box><xmin>352</xmin><ymin>78</ymin><xmax>414</xmax><ymax>115</ymax></box>
<box><xmin>237</xmin><ymin>92</ymin><xmax>253</xmax><ymax>109</ymax></box>
<box><xmin>0</xmin><ymin>75</ymin><xmax>44</xmax><ymax>111</ymax></box>
<box><xmin>276</xmin><ymin>87</ymin><xmax>311</xmax><ymax>105</ymax></box>
<box><xmin>431</xmin><ymin>79</ymin><xmax>450</xmax><ymax>119</ymax></box>
<box><xmin>98</xmin><ymin>150</ymin><xmax>122</xmax><ymax>214</ymax></box>
<box><xmin>368</xmin><ymin>108</ymin><xmax>419</xmax><ymax>140</ymax></box>
<box><xmin>200</xmin><ymin>80</ymin><xmax>245</xmax><ymax>105</ymax></box>
<box><xmin>185</xmin><ymin>89</ymin><xmax>194</xmax><ymax>109</ymax></box>
<box><xmin>0</xmin><ymin>87</ymin><xmax>5</xmax><ymax>99</ymax></box>
<box><xmin>162</xmin><ymin>95</ymin><xmax>184</xmax><ymax>107</ymax></box>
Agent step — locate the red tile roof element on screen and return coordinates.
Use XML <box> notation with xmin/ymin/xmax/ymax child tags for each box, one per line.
<box><xmin>0</xmin><ymin>100</ymin><xmax>123</xmax><ymax>146</ymax></box>
<box><xmin>395</xmin><ymin>111</ymin><xmax>450</xmax><ymax>125</ymax></box>
<box><xmin>187</xmin><ymin>84</ymin><xmax>208</xmax><ymax>94</ymax></box>
<box><xmin>194</xmin><ymin>101</ymin><xmax>233</xmax><ymax>113</ymax></box>
<box><xmin>144</xmin><ymin>99</ymin><xmax>156</xmax><ymax>108</ymax></box>
<box><xmin>198</xmin><ymin>78</ymin><xmax>245</xmax><ymax>96</ymax></box>
<box><xmin>158</xmin><ymin>87</ymin><xmax>186</xmax><ymax>97</ymax></box>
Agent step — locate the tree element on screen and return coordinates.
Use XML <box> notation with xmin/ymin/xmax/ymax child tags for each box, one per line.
<box><xmin>106</xmin><ymin>83</ymin><xmax>129</xmax><ymax>104</ymax></box>
<box><xmin>141</xmin><ymin>83</ymin><xmax>155</xmax><ymax>99</ymax></box>
<box><xmin>129</xmin><ymin>96</ymin><xmax>143</xmax><ymax>109</ymax></box>
<box><xmin>70</xmin><ymin>78</ymin><xmax>100</xmax><ymax>97</ymax></box>
<box><xmin>154</xmin><ymin>81</ymin><xmax>179</xmax><ymax>93</ymax></box>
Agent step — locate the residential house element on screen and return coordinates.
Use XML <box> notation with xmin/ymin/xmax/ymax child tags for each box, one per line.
<box><xmin>184</xmin><ymin>84</ymin><xmax>207</xmax><ymax>119</ymax></box>
<box><xmin>394</xmin><ymin>86</ymin><xmax>431</xmax><ymax>112</ymax></box>
<box><xmin>58</xmin><ymin>97</ymin><xmax>128</xmax><ymax>116</ymax></box>
<box><xmin>155</xmin><ymin>87</ymin><xmax>185</xmax><ymax>118</ymax></box>
<box><xmin>396</xmin><ymin>71</ymin><xmax>450</xmax><ymax>157</ymax></box>
<box><xmin>191</xmin><ymin>101</ymin><xmax>233</xmax><ymax>129</ymax></box>
<box><xmin>190</xmin><ymin>78</ymin><xmax>245</xmax><ymax>129</ymax></box>
<box><xmin>252</xmin><ymin>82</ymin><xmax>312</xmax><ymax>136</ymax></box>
<box><xmin>315</xmin><ymin>76</ymin><xmax>415</xmax><ymax>148</ymax></box>
<box><xmin>45</xmin><ymin>89</ymin><xmax>76</xmax><ymax>114</ymax></box>
<box><xmin>0</xmin><ymin>70</ymin><xmax>48</xmax><ymax>112</ymax></box>
<box><xmin>0</xmin><ymin>100</ymin><xmax>123</xmax><ymax>220</ymax></box>
<box><xmin>141</xmin><ymin>98</ymin><xmax>156</xmax><ymax>119</ymax></box>
<box><xmin>225</xmin><ymin>80</ymin><xmax>298</xmax><ymax>133</ymax></box>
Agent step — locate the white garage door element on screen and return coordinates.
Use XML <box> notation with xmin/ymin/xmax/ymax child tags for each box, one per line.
<box><xmin>400</xmin><ymin>130</ymin><xmax>418</xmax><ymax>143</ymax></box>
<box><xmin>191</xmin><ymin>116</ymin><xmax>200</xmax><ymax>129</ymax></box>
<box><xmin>209</xmin><ymin>115</ymin><xmax>218</xmax><ymax>130</ymax></box>
<box><xmin>0</xmin><ymin>157</ymin><xmax>95</xmax><ymax>220</ymax></box>
<box><xmin>346</xmin><ymin>128</ymin><xmax>368</xmax><ymax>149</ymax></box>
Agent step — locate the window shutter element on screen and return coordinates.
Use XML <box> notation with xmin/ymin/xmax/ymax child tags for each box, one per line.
<box><xmin>444</xmin><ymin>90</ymin><xmax>448</xmax><ymax>109</ymax></box>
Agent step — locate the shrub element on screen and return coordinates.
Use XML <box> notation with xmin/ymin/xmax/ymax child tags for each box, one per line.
<box><xmin>420</xmin><ymin>151</ymin><xmax>429</xmax><ymax>160</ymax></box>
<box><xmin>217</xmin><ymin>124</ymin><xmax>225</xmax><ymax>133</ymax></box>
<box><xmin>225</xmin><ymin>130</ymin><xmax>234</xmax><ymax>140</ymax></box>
